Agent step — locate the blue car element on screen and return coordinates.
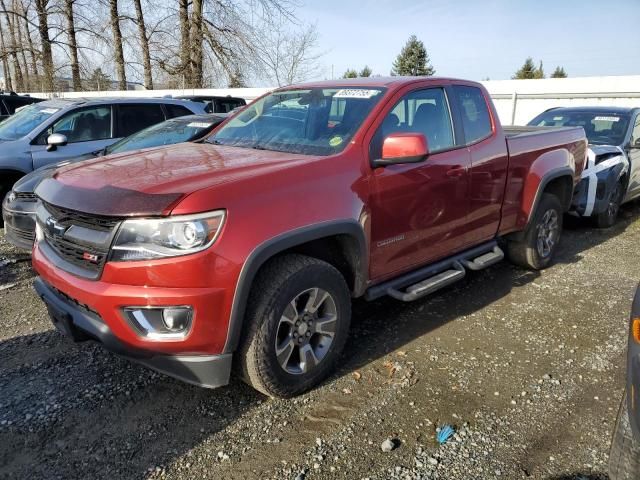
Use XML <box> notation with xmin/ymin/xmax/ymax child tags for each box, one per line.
<box><xmin>2</xmin><ymin>113</ymin><xmax>226</xmax><ymax>249</ymax></box>
<box><xmin>0</xmin><ymin>97</ymin><xmax>207</xmax><ymax>205</ymax></box>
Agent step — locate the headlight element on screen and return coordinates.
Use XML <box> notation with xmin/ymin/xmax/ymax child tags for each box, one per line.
<box><xmin>5</xmin><ymin>190</ymin><xmax>16</xmax><ymax>204</ymax></box>
<box><xmin>110</xmin><ymin>210</ymin><xmax>225</xmax><ymax>261</ymax></box>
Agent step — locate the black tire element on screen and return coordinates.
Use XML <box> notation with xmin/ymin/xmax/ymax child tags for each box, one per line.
<box><xmin>594</xmin><ymin>178</ymin><xmax>624</xmax><ymax>229</ymax></box>
<box><xmin>0</xmin><ymin>182</ymin><xmax>9</xmax><ymax>228</ymax></box>
<box><xmin>236</xmin><ymin>254</ymin><xmax>351</xmax><ymax>398</ymax></box>
<box><xmin>507</xmin><ymin>193</ymin><xmax>563</xmax><ymax>270</ymax></box>
<box><xmin>609</xmin><ymin>392</ymin><xmax>640</xmax><ymax>480</ymax></box>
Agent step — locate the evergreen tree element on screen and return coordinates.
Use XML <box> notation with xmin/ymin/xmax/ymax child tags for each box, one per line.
<box><xmin>86</xmin><ymin>68</ymin><xmax>111</xmax><ymax>90</ymax></box>
<box><xmin>342</xmin><ymin>69</ymin><xmax>358</xmax><ymax>78</ymax></box>
<box><xmin>391</xmin><ymin>35</ymin><xmax>435</xmax><ymax>76</ymax></box>
<box><xmin>513</xmin><ymin>57</ymin><xmax>545</xmax><ymax>79</ymax></box>
<box><xmin>359</xmin><ymin>65</ymin><xmax>372</xmax><ymax>77</ymax></box>
<box><xmin>551</xmin><ymin>66</ymin><xmax>567</xmax><ymax>78</ymax></box>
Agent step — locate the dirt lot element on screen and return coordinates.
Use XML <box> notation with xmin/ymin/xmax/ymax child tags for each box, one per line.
<box><xmin>1</xmin><ymin>205</ymin><xmax>639</xmax><ymax>480</ymax></box>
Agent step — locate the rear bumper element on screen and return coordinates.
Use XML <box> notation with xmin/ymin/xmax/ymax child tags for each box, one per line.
<box><xmin>34</xmin><ymin>276</ymin><xmax>232</xmax><ymax>388</ymax></box>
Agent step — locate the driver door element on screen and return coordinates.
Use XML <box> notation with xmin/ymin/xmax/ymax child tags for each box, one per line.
<box><xmin>30</xmin><ymin>105</ymin><xmax>114</xmax><ymax>170</ymax></box>
<box><xmin>626</xmin><ymin>115</ymin><xmax>640</xmax><ymax>201</ymax></box>
<box><xmin>369</xmin><ymin>86</ymin><xmax>471</xmax><ymax>280</ymax></box>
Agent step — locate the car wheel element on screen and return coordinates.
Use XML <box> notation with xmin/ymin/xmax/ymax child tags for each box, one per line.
<box><xmin>595</xmin><ymin>179</ymin><xmax>624</xmax><ymax>228</ymax></box>
<box><xmin>237</xmin><ymin>254</ymin><xmax>351</xmax><ymax>398</ymax></box>
<box><xmin>609</xmin><ymin>391</ymin><xmax>640</xmax><ymax>480</ymax></box>
<box><xmin>507</xmin><ymin>193</ymin><xmax>563</xmax><ymax>270</ymax></box>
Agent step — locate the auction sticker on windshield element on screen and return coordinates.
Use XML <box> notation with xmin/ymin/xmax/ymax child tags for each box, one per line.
<box><xmin>594</xmin><ymin>116</ymin><xmax>620</xmax><ymax>122</ymax></box>
<box><xmin>334</xmin><ymin>89</ymin><xmax>380</xmax><ymax>99</ymax></box>
<box><xmin>187</xmin><ymin>122</ymin><xmax>211</xmax><ymax>129</ymax></box>
<box><xmin>40</xmin><ymin>108</ymin><xmax>59</xmax><ymax>115</ymax></box>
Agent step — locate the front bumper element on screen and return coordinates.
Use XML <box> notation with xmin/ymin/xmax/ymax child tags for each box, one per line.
<box><xmin>34</xmin><ymin>276</ymin><xmax>232</xmax><ymax>388</ymax></box>
<box><xmin>571</xmin><ymin>159</ymin><xmax>626</xmax><ymax>217</ymax></box>
<box><xmin>2</xmin><ymin>196</ymin><xmax>37</xmax><ymax>250</ymax></box>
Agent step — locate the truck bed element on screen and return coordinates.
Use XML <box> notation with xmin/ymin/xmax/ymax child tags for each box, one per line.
<box><xmin>505</xmin><ymin>125</ymin><xmax>586</xmax><ymax>161</ymax></box>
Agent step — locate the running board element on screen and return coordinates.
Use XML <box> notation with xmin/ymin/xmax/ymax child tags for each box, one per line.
<box><xmin>365</xmin><ymin>241</ymin><xmax>505</xmax><ymax>302</ymax></box>
<box><xmin>460</xmin><ymin>245</ymin><xmax>504</xmax><ymax>271</ymax></box>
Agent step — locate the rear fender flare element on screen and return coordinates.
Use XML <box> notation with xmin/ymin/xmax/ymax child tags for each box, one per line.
<box><xmin>521</xmin><ymin>149</ymin><xmax>576</xmax><ymax>227</ymax></box>
<box><xmin>222</xmin><ymin>220</ymin><xmax>368</xmax><ymax>354</ymax></box>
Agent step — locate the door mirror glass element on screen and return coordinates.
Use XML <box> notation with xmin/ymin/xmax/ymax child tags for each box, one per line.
<box><xmin>46</xmin><ymin>133</ymin><xmax>67</xmax><ymax>151</ymax></box>
<box><xmin>374</xmin><ymin>133</ymin><xmax>429</xmax><ymax>167</ymax></box>
<box><xmin>633</xmin><ymin>137</ymin><xmax>640</xmax><ymax>148</ymax></box>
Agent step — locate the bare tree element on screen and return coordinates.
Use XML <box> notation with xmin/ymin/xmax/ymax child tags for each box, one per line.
<box><xmin>19</xmin><ymin>0</ymin><xmax>39</xmax><ymax>79</ymax></box>
<box><xmin>62</xmin><ymin>0</ymin><xmax>80</xmax><ymax>89</ymax></box>
<box><xmin>252</xmin><ymin>18</ymin><xmax>323</xmax><ymax>86</ymax></box>
<box><xmin>189</xmin><ymin>0</ymin><xmax>202</xmax><ymax>87</ymax></box>
<box><xmin>108</xmin><ymin>0</ymin><xmax>126</xmax><ymax>89</ymax></box>
<box><xmin>0</xmin><ymin>0</ymin><xmax>24</xmax><ymax>90</ymax></box>
<box><xmin>132</xmin><ymin>0</ymin><xmax>152</xmax><ymax>88</ymax></box>
<box><xmin>0</xmin><ymin>18</ymin><xmax>13</xmax><ymax>90</ymax></box>
<box><xmin>12</xmin><ymin>0</ymin><xmax>29</xmax><ymax>86</ymax></box>
<box><xmin>33</xmin><ymin>0</ymin><xmax>54</xmax><ymax>91</ymax></box>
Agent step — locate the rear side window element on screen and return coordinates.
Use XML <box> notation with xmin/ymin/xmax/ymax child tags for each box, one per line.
<box><xmin>214</xmin><ymin>98</ymin><xmax>245</xmax><ymax>113</ymax></box>
<box><xmin>165</xmin><ymin>104</ymin><xmax>194</xmax><ymax>118</ymax></box>
<box><xmin>45</xmin><ymin>105</ymin><xmax>112</xmax><ymax>143</ymax></box>
<box><xmin>452</xmin><ymin>86</ymin><xmax>492</xmax><ymax>144</ymax></box>
<box><xmin>116</xmin><ymin>104</ymin><xmax>165</xmax><ymax>137</ymax></box>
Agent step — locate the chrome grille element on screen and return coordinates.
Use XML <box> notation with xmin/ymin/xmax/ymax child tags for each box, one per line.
<box><xmin>14</xmin><ymin>192</ymin><xmax>37</xmax><ymax>201</ymax></box>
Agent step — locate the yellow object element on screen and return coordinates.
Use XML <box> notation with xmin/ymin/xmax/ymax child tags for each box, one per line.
<box><xmin>633</xmin><ymin>318</ymin><xmax>640</xmax><ymax>343</ymax></box>
<box><xmin>329</xmin><ymin>136</ymin><xmax>343</xmax><ymax>147</ymax></box>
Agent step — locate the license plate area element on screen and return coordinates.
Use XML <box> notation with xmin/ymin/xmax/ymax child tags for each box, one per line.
<box><xmin>43</xmin><ymin>297</ymin><xmax>88</xmax><ymax>342</ymax></box>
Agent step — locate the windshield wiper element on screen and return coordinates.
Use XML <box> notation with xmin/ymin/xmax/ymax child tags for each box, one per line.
<box><xmin>207</xmin><ymin>138</ymin><xmax>223</xmax><ymax>145</ymax></box>
<box><xmin>252</xmin><ymin>144</ymin><xmax>266</xmax><ymax>150</ymax></box>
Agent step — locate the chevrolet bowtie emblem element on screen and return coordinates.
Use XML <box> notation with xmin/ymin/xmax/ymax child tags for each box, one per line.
<box><xmin>45</xmin><ymin>216</ymin><xmax>66</xmax><ymax>237</ymax></box>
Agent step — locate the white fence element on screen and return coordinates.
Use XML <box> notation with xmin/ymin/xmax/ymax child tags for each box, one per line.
<box><xmin>25</xmin><ymin>75</ymin><xmax>640</xmax><ymax>126</ymax></box>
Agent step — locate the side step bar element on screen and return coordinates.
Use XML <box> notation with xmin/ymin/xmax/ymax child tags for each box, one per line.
<box><xmin>365</xmin><ymin>241</ymin><xmax>504</xmax><ymax>303</ymax></box>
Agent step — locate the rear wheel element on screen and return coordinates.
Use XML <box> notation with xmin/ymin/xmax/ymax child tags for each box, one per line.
<box><xmin>237</xmin><ymin>254</ymin><xmax>351</xmax><ymax>398</ymax></box>
<box><xmin>609</xmin><ymin>391</ymin><xmax>640</xmax><ymax>480</ymax></box>
<box><xmin>595</xmin><ymin>179</ymin><xmax>624</xmax><ymax>228</ymax></box>
<box><xmin>507</xmin><ymin>193</ymin><xmax>563</xmax><ymax>270</ymax></box>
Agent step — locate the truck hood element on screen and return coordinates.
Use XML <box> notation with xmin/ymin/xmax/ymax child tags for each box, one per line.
<box><xmin>36</xmin><ymin>142</ymin><xmax>314</xmax><ymax>216</ymax></box>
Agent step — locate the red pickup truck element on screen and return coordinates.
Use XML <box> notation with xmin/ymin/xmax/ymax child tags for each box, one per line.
<box><xmin>31</xmin><ymin>77</ymin><xmax>587</xmax><ymax>398</ymax></box>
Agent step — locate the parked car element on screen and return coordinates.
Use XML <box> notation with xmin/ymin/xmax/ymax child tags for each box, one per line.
<box><xmin>31</xmin><ymin>77</ymin><xmax>587</xmax><ymax>397</ymax></box>
<box><xmin>528</xmin><ymin>106</ymin><xmax>640</xmax><ymax>227</ymax></box>
<box><xmin>609</xmin><ymin>284</ymin><xmax>640</xmax><ymax>479</ymax></box>
<box><xmin>0</xmin><ymin>92</ymin><xmax>44</xmax><ymax>121</ymax></box>
<box><xmin>0</xmin><ymin>97</ymin><xmax>208</xmax><ymax>210</ymax></box>
<box><xmin>2</xmin><ymin>113</ymin><xmax>227</xmax><ymax>249</ymax></box>
<box><xmin>177</xmin><ymin>95</ymin><xmax>246</xmax><ymax>113</ymax></box>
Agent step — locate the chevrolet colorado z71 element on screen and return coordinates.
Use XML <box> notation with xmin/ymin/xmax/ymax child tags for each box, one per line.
<box><xmin>31</xmin><ymin>77</ymin><xmax>587</xmax><ymax>398</ymax></box>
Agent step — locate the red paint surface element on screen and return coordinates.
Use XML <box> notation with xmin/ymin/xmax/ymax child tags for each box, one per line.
<box><xmin>33</xmin><ymin>77</ymin><xmax>587</xmax><ymax>356</ymax></box>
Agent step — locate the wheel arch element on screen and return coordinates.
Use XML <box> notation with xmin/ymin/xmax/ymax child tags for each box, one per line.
<box><xmin>223</xmin><ymin>220</ymin><xmax>368</xmax><ymax>354</ymax></box>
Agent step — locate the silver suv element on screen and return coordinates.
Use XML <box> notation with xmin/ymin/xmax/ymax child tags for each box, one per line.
<box><xmin>0</xmin><ymin>97</ymin><xmax>207</xmax><ymax>203</ymax></box>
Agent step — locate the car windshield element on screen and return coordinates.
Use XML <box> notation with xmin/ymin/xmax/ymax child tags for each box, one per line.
<box><xmin>0</xmin><ymin>103</ymin><xmax>61</xmax><ymax>141</ymax></box>
<box><xmin>529</xmin><ymin>110</ymin><xmax>631</xmax><ymax>146</ymax></box>
<box><xmin>105</xmin><ymin>117</ymin><xmax>216</xmax><ymax>154</ymax></box>
<box><xmin>209</xmin><ymin>87</ymin><xmax>386</xmax><ymax>155</ymax></box>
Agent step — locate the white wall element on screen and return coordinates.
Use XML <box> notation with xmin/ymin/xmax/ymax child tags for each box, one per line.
<box><xmin>25</xmin><ymin>75</ymin><xmax>640</xmax><ymax>126</ymax></box>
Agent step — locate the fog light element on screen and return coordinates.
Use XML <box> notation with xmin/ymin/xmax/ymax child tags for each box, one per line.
<box><xmin>162</xmin><ymin>307</ymin><xmax>192</xmax><ymax>332</ymax></box>
<box><xmin>123</xmin><ymin>306</ymin><xmax>193</xmax><ymax>340</ymax></box>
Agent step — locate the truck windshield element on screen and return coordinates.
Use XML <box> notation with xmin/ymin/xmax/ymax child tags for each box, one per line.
<box><xmin>529</xmin><ymin>110</ymin><xmax>631</xmax><ymax>146</ymax></box>
<box><xmin>210</xmin><ymin>87</ymin><xmax>386</xmax><ymax>155</ymax></box>
<box><xmin>0</xmin><ymin>103</ymin><xmax>59</xmax><ymax>141</ymax></box>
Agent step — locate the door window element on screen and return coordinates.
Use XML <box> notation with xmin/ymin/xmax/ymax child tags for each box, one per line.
<box><xmin>452</xmin><ymin>86</ymin><xmax>492</xmax><ymax>144</ymax></box>
<box><xmin>214</xmin><ymin>98</ymin><xmax>245</xmax><ymax>113</ymax></box>
<box><xmin>42</xmin><ymin>105</ymin><xmax>112</xmax><ymax>144</ymax></box>
<box><xmin>116</xmin><ymin>104</ymin><xmax>165</xmax><ymax>137</ymax></box>
<box><xmin>632</xmin><ymin>117</ymin><xmax>640</xmax><ymax>146</ymax></box>
<box><xmin>370</xmin><ymin>87</ymin><xmax>454</xmax><ymax>159</ymax></box>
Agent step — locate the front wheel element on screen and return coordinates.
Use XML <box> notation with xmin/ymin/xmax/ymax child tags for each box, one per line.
<box><xmin>609</xmin><ymin>392</ymin><xmax>640</xmax><ymax>480</ymax></box>
<box><xmin>595</xmin><ymin>179</ymin><xmax>624</xmax><ymax>228</ymax></box>
<box><xmin>237</xmin><ymin>254</ymin><xmax>351</xmax><ymax>398</ymax></box>
<box><xmin>507</xmin><ymin>193</ymin><xmax>563</xmax><ymax>270</ymax></box>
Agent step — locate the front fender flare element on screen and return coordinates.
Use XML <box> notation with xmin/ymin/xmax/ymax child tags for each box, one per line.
<box><xmin>222</xmin><ymin>220</ymin><xmax>368</xmax><ymax>354</ymax></box>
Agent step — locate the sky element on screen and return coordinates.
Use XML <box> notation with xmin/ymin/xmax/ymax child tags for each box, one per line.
<box><xmin>297</xmin><ymin>0</ymin><xmax>640</xmax><ymax>81</ymax></box>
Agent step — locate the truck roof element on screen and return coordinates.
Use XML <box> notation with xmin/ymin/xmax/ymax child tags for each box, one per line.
<box><xmin>279</xmin><ymin>76</ymin><xmax>483</xmax><ymax>90</ymax></box>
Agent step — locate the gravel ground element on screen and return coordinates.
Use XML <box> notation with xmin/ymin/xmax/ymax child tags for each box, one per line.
<box><xmin>1</xmin><ymin>204</ymin><xmax>639</xmax><ymax>480</ymax></box>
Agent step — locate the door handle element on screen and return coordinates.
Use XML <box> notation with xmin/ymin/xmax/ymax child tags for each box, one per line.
<box><xmin>446</xmin><ymin>166</ymin><xmax>466</xmax><ymax>178</ymax></box>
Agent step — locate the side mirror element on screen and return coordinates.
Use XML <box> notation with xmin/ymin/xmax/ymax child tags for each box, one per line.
<box><xmin>373</xmin><ymin>133</ymin><xmax>429</xmax><ymax>167</ymax></box>
<box><xmin>46</xmin><ymin>133</ymin><xmax>68</xmax><ymax>152</ymax></box>
<box><xmin>633</xmin><ymin>138</ymin><xmax>640</xmax><ymax>149</ymax></box>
